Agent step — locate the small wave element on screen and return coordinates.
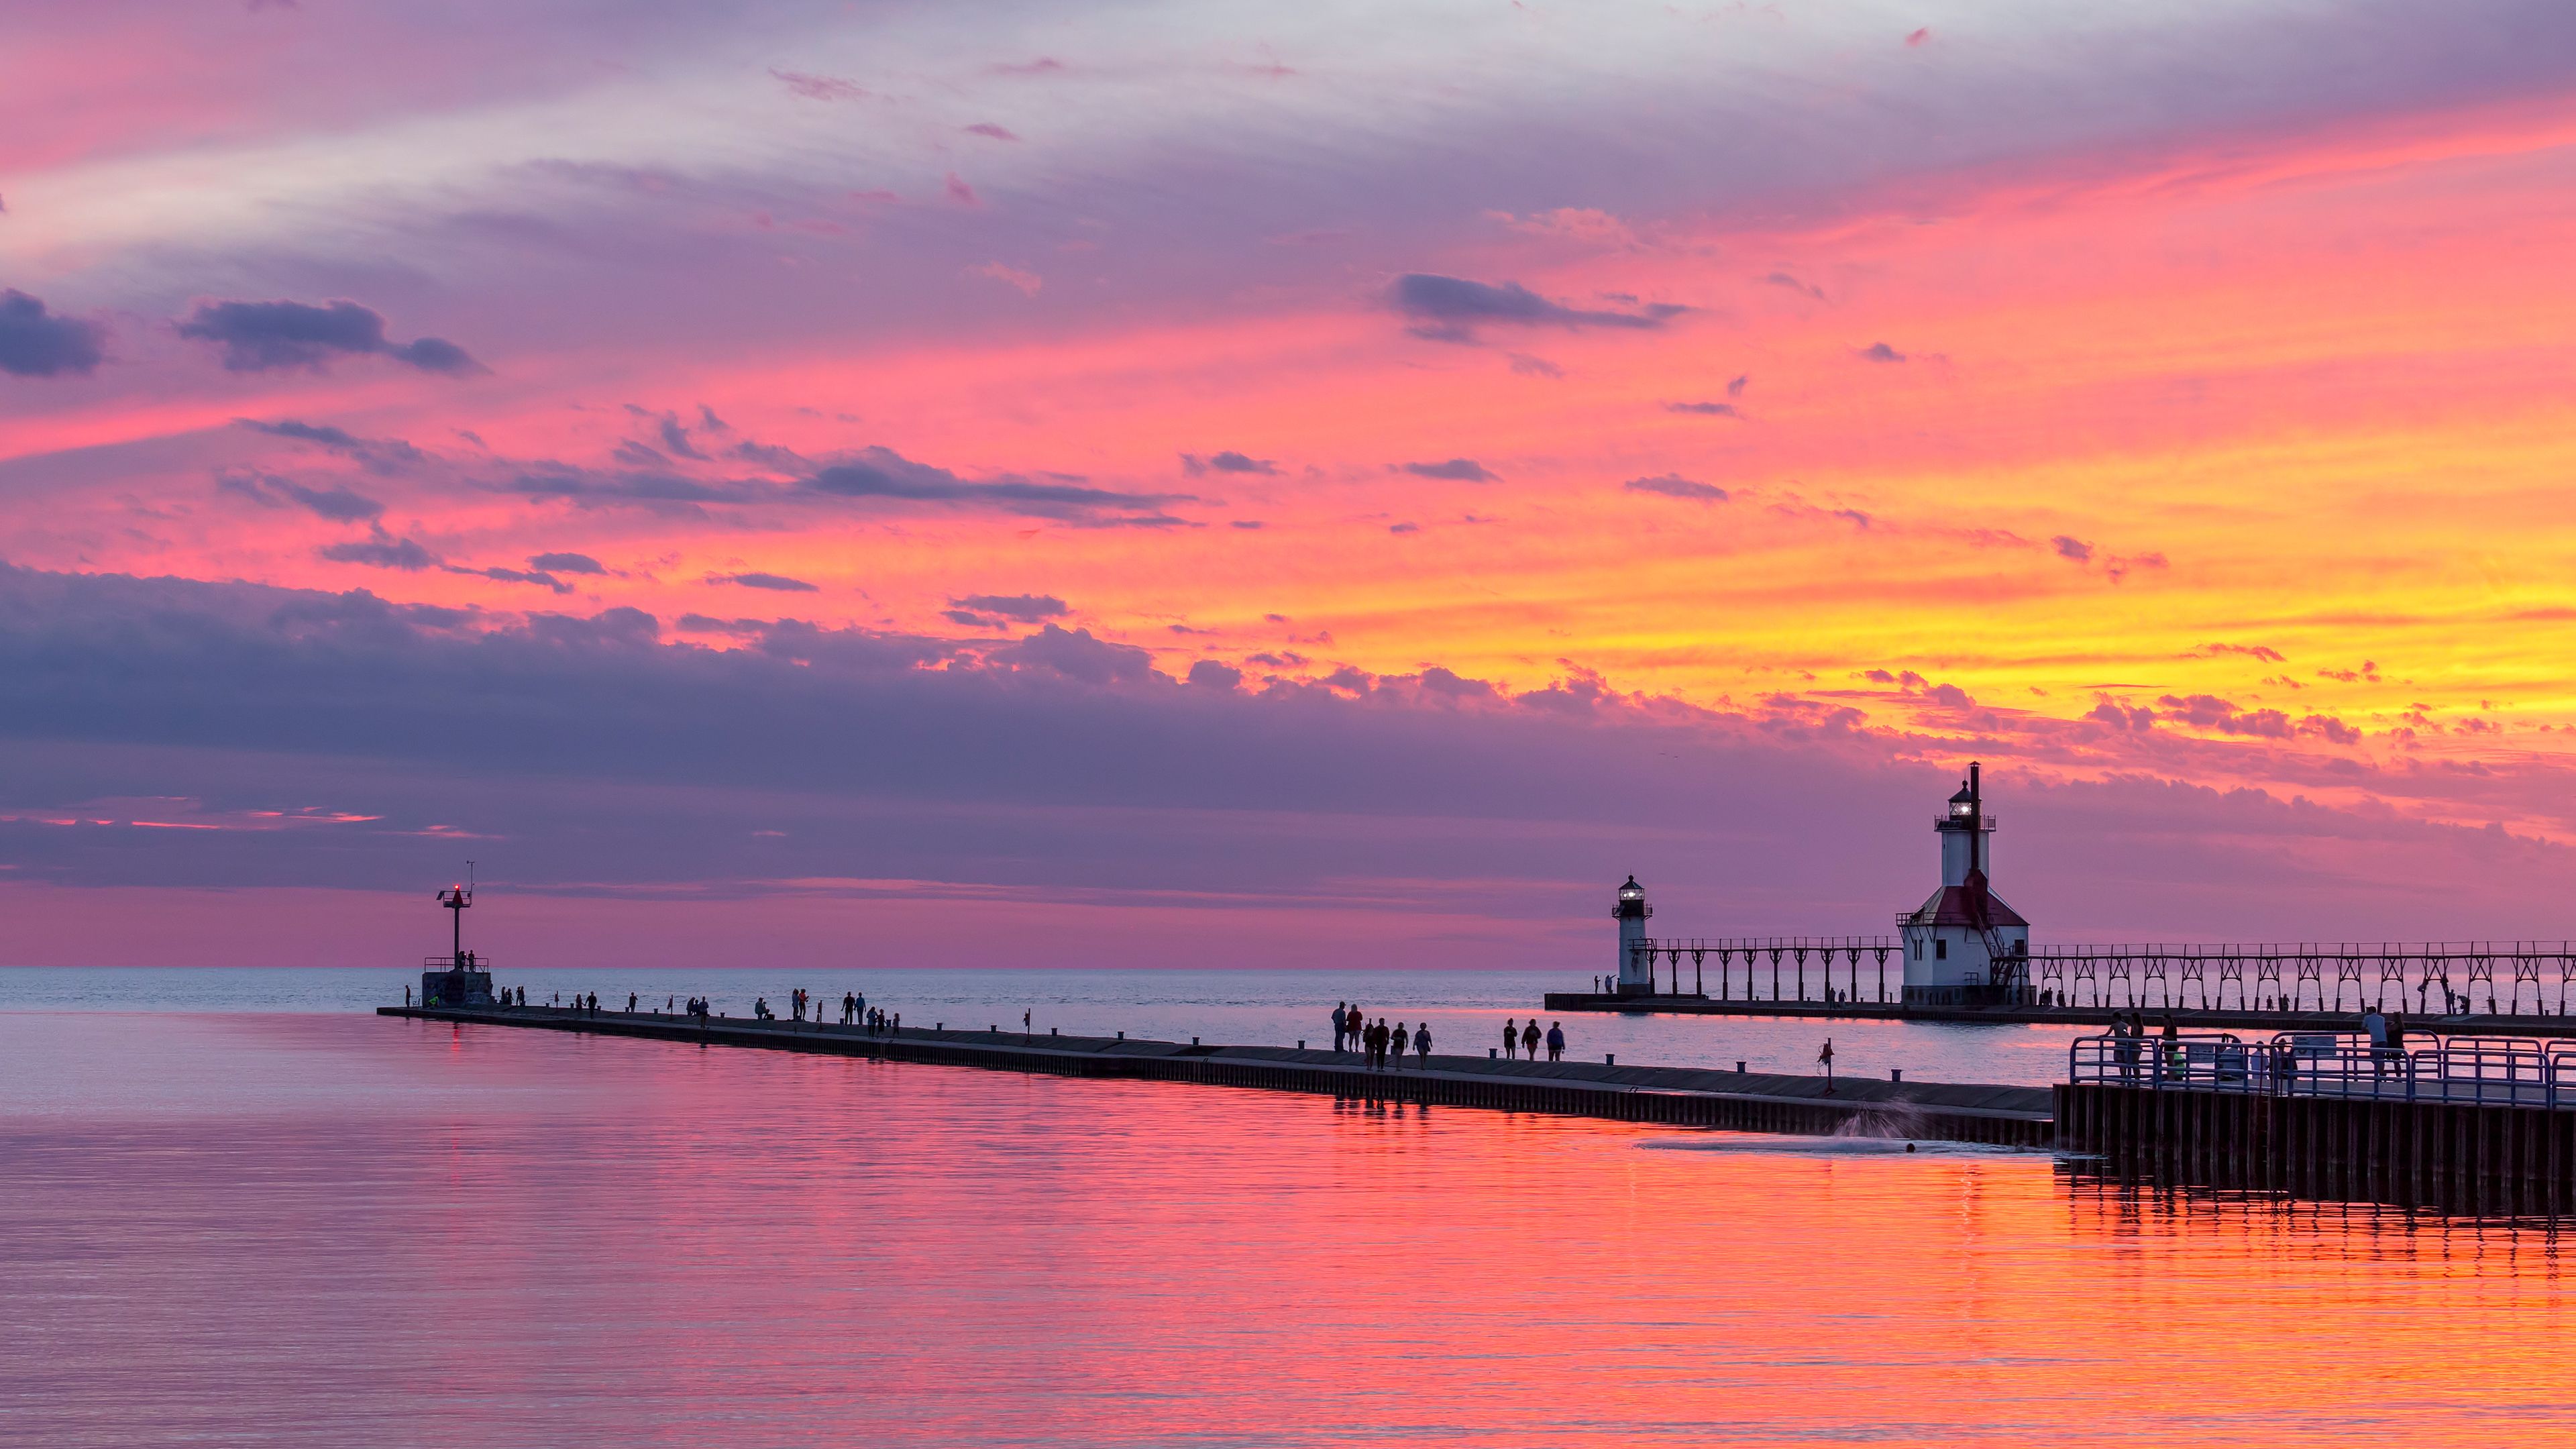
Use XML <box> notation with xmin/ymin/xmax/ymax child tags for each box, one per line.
<box><xmin>1637</xmin><ymin>1134</ymin><xmax>2017</xmax><ymax>1158</ymax></box>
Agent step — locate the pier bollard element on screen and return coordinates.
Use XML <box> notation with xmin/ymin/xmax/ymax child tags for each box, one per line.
<box><xmin>1298</xmin><ymin>1040</ymin><xmax>1305</xmax><ymax>1049</ymax></box>
<box><xmin>1606</xmin><ymin>1054</ymin><xmax>1616</xmax><ymax>1065</ymax></box>
<box><xmin>1489</xmin><ymin>1048</ymin><xmax>1497</xmax><ymax>1058</ymax></box>
<box><xmin>1891</xmin><ymin>1069</ymin><xmax>1902</xmax><ymax>1082</ymax></box>
<box><xmin>1192</xmin><ymin>1036</ymin><xmax>1201</xmax><ymax>1046</ymax></box>
<box><xmin>1737</xmin><ymin>1061</ymin><xmax>1746</xmax><ymax>1072</ymax></box>
<box><xmin>1117</xmin><ymin>1030</ymin><xmax>1124</xmax><ymax>1039</ymax></box>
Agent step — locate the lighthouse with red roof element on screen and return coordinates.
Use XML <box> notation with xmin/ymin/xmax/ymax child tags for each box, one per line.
<box><xmin>1898</xmin><ymin>763</ymin><xmax>2031</xmax><ymax>1006</ymax></box>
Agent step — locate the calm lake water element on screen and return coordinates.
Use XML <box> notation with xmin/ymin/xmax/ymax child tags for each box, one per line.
<box><xmin>0</xmin><ymin>966</ymin><xmax>2094</xmax><ymax>1085</ymax></box>
<box><xmin>5</xmin><ymin>979</ymin><xmax>2571</xmax><ymax>1446</ymax></box>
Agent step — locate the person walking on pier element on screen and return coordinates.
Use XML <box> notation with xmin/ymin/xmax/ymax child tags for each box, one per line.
<box><xmin>2363</xmin><ymin>1006</ymin><xmax>2390</xmax><ymax>1077</ymax></box>
<box><xmin>1546</xmin><ymin>1022</ymin><xmax>1564</xmax><ymax>1061</ymax></box>
<box><xmin>1818</xmin><ymin>1038</ymin><xmax>1836</xmax><ymax>1095</ymax></box>
<box><xmin>1415</xmin><ymin>1022</ymin><xmax>1432</xmax><ymax>1066</ymax></box>
<box><xmin>1391</xmin><ymin>1022</ymin><xmax>1411</xmax><ymax>1070</ymax></box>
<box><xmin>1521</xmin><ymin>1020</ymin><xmax>1541</xmax><ymax>1061</ymax></box>
<box><xmin>1503</xmin><ymin>1018</ymin><xmax>1518</xmax><ymax>1060</ymax></box>
<box><xmin>627</xmin><ymin>992</ymin><xmax>637</xmax><ymax>1014</ymax></box>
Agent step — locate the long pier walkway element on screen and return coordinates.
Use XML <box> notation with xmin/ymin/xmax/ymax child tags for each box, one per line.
<box><xmin>380</xmin><ymin>1004</ymin><xmax>2054</xmax><ymax>1147</ymax></box>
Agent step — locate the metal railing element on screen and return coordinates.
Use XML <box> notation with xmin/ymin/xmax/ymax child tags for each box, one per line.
<box><xmin>421</xmin><ymin>955</ymin><xmax>492</xmax><ymax>969</ymax></box>
<box><xmin>1609</xmin><ymin>935</ymin><xmax>2576</xmax><ymax>1017</ymax></box>
<box><xmin>2028</xmin><ymin>941</ymin><xmax>2576</xmax><ymax>1015</ymax></box>
<box><xmin>2070</xmin><ymin>1031</ymin><xmax>2574</xmax><ymax>1108</ymax></box>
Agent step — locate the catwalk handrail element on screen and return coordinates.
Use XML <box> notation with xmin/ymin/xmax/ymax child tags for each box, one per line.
<box><xmin>1633</xmin><ymin>939</ymin><xmax>2576</xmax><ymax>959</ymax></box>
<box><xmin>2069</xmin><ymin>1031</ymin><xmax>2573</xmax><ymax>1106</ymax></box>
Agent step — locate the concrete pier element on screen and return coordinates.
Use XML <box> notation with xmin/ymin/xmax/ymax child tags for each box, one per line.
<box><xmin>379</xmin><ymin>1004</ymin><xmax>2055</xmax><ymax>1147</ymax></box>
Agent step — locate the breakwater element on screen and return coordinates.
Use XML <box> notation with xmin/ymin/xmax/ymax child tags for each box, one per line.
<box><xmin>380</xmin><ymin>1004</ymin><xmax>2055</xmax><ymax>1147</ymax></box>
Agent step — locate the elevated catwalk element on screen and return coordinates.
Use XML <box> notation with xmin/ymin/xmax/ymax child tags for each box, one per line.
<box><xmin>1557</xmin><ymin>938</ymin><xmax>2576</xmax><ymax>1038</ymax></box>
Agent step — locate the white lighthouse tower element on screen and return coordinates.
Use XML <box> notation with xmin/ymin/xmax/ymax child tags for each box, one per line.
<box><xmin>1612</xmin><ymin>875</ymin><xmax>1654</xmax><ymax>996</ymax></box>
<box><xmin>1898</xmin><ymin>762</ymin><xmax>2031</xmax><ymax>1006</ymax></box>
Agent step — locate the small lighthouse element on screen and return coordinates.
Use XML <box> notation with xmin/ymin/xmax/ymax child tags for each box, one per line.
<box><xmin>1898</xmin><ymin>762</ymin><xmax>2031</xmax><ymax>1006</ymax></box>
<box><xmin>1611</xmin><ymin>875</ymin><xmax>1655</xmax><ymax>996</ymax></box>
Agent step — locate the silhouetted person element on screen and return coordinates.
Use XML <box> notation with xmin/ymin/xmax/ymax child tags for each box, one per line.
<box><xmin>1819</xmin><ymin>1037</ymin><xmax>1835</xmax><ymax>1095</ymax></box>
<box><xmin>1391</xmin><ymin>1022</ymin><xmax>1410</xmax><ymax>1069</ymax></box>
<box><xmin>1521</xmin><ymin>1020</ymin><xmax>1541</xmax><ymax>1060</ymax></box>
<box><xmin>1503</xmin><ymin>1018</ymin><xmax>1518</xmax><ymax>1060</ymax></box>
<box><xmin>1332</xmin><ymin>1003</ymin><xmax>1348</xmax><ymax>1053</ymax></box>
<box><xmin>1546</xmin><ymin>1022</ymin><xmax>1564</xmax><ymax>1061</ymax></box>
<box><xmin>1415</xmin><ymin>1022</ymin><xmax>1432</xmax><ymax>1066</ymax></box>
<box><xmin>628</xmin><ymin>992</ymin><xmax>637</xmax><ymax>1013</ymax></box>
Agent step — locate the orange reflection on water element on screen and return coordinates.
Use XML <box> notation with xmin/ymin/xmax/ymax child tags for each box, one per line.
<box><xmin>3</xmin><ymin>1012</ymin><xmax>2569</xmax><ymax>1446</ymax></box>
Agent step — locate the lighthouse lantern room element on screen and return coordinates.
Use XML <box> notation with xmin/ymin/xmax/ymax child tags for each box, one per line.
<box><xmin>1897</xmin><ymin>762</ymin><xmax>2031</xmax><ymax>1006</ymax></box>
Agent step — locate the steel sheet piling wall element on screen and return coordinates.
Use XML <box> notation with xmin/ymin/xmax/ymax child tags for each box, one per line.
<box><xmin>2058</xmin><ymin>1081</ymin><xmax>2576</xmax><ymax>1214</ymax></box>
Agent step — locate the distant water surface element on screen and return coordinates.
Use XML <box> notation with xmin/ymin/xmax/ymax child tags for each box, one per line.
<box><xmin>1</xmin><ymin>1010</ymin><xmax>2566</xmax><ymax>1448</ymax></box>
<box><xmin>0</xmin><ymin>966</ymin><xmax>2092</xmax><ymax>1085</ymax></box>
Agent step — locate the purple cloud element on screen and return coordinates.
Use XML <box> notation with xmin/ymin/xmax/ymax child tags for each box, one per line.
<box><xmin>1625</xmin><ymin>474</ymin><xmax>1728</xmax><ymax>503</ymax></box>
<box><xmin>177</xmin><ymin>299</ymin><xmax>481</xmax><ymax>375</ymax></box>
<box><xmin>1392</xmin><ymin>274</ymin><xmax>1685</xmax><ymax>342</ymax></box>
<box><xmin>0</xmin><ymin>289</ymin><xmax>107</xmax><ymax>378</ymax></box>
<box><xmin>1399</xmin><ymin>458</ymin><xmax>1497</xmax><ymax>482</ymax></box>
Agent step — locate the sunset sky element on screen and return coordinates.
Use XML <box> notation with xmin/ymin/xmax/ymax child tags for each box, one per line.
<box><xmin>7</xmin><ymin>1</ymin><xmax>2576</xmax><ymax>968</ymax></box>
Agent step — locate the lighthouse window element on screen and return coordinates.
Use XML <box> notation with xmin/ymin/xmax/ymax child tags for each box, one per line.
<box><xmin>1935</xmin><ymin>939</ymin><xmax>1947</xmax><ymax>961</ymax></box>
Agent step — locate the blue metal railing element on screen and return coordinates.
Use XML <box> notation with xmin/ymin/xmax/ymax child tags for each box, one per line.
<box><xmin>2070</xmin><ymin>1032</ymin><xmax>2570</xmax><ymax>1108</ymax></box>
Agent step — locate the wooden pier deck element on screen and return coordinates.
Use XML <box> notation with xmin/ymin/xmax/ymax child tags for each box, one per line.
<box><xmin>380</xmin><ymin>1004</ymin><xmax>2055</xmax><ymax>1147</ymax></box>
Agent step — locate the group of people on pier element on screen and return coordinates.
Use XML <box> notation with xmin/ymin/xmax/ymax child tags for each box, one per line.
<box><xmin>1328</xmin><ymin>1004</ymin><xmax>1570</xmax><ymax>1068</ymax></box>
<box><xmin>1501</xmin><ymin>1018</ymin><xmax>1566</xmax><ymax>1061</ymax></box>
<box><xmin>1333</xmin><ymin>1004</ymin><xmax>1429</xmax><ymax>1069</ymax></box>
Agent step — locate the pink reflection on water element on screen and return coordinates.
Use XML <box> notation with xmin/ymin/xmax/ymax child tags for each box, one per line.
<box><xmin>2</xmin><ymin>1012</ymin><xmax>2569</xmax><ymax>1446</ymax></box>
